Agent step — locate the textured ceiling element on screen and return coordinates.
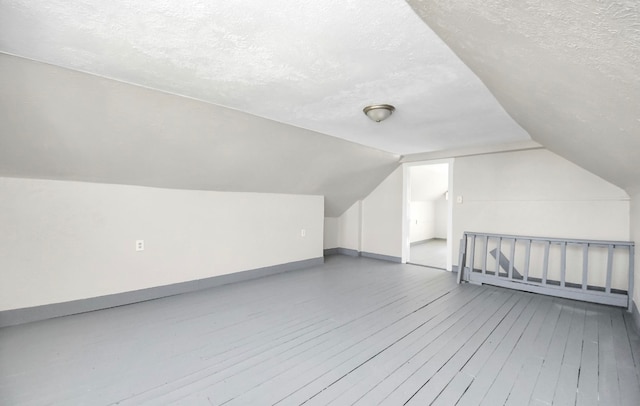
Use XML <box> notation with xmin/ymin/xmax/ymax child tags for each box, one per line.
<box><xmin>0</xmin><ymin>54</ymin><xmax>399</xmax><ymax>217</ymax></box>
<box><xmin>407</xmin><ymin>0</ymin><xmax>640</xmax><ymax>192</ymax></box>
<box><xmin>0</xmin><ymin>0</ymin><xmax>529</xmax><ymax>154</ymax></box>
<box><xmin>2</xmin><ymin>0</ymin><xmax>635</xmax><ymax>217</ymax></box>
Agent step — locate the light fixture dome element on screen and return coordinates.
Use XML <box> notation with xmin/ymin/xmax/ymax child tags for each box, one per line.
<box><xmin>363</xmin><ymin>104</ymin><xmax>395</xmax><ymax>122</ymax></box>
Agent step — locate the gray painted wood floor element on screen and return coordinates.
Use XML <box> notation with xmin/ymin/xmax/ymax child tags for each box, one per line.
<box><xmin>409</xmin><ymin>239</ymin><xmax>447</xmax><ymax>269</ymax></box>
<box><xmin>1</xmin><ymin>256</ymin><xmax>640</xmax><ymax>406</ymax></box>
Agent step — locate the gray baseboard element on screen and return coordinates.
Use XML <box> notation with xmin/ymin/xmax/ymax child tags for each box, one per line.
<box><xmin>324</xmin><ymin>247</ymin><xmax>359</xmax><ymax>257</ymax></box>
<box><xmin>410</xmin><ymin>238</ymin><xmax>446</xmax><ymax>247</ymax></box>
<box><xmin>0</xmin><ymin>257</ymin><xmax>324</xmax><ymax>328</ymax></box>
<box><xmin>337</xmin><ymin>248</ymin><xmax>359</xmax><ymax>257</ymax></box>
<box><xmin>632</xmin><ymin>300</ymin><xmax>640</xmax><ymax>335</ymax></box>
<box><xmin>325</xmin><ymin>247</ymin><xmax>401</xmax><ymax>263</ymax></box>
<box><xmin>410</xmin><ymin>239</ymin><xmax>430</xmax><ymax>247</ymax></box>
<box><xmin>323</xmin><ymin>248</ymin><xmax>339</xmax><ymax>256</ymax></box>
<box><xmin>360</xmin><ymin>251</ymin><xmax>402</xmax><ymax>263</ymax></box>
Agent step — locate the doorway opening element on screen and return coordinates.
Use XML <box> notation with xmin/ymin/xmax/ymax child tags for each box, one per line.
<box><xmin>402</xmin><ymin>160</ymin><xmax>453</xmax><ymax>270</ymax></box>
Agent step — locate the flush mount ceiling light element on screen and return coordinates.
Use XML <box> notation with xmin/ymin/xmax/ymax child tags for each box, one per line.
<box><xmin>363</xmin><ymin>104</ymin><xmax>395</xmax><ymax>122</ymax></box>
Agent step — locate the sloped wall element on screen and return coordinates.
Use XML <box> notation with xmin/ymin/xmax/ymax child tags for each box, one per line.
<box><xmin>0</xmin><ymin>177</ymin><xmax>323</xmax><ymax>311</ymax></box>
<box><xmin>407</xmin><ymin>0</ymin><xmax>640</xmax><ymax>194</ymax></box>
<box><xmin>0</xmin><ymin>54</ymin><xmax>399</xmax><ymax>218</ymax></box>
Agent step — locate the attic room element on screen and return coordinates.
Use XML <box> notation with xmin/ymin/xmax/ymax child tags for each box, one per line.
<box><xmin>1</xmin><ymin>1</ymin><xmax>639</xmax><ymax>405</ymax></box>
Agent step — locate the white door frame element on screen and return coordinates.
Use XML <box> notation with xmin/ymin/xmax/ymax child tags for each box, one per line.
<box><xmin>401</xmin><ymin>158</ymin><xmax>455</xmax><ymax>270</ymax></box>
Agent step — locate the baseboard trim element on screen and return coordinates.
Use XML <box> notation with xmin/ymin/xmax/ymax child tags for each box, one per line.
<box><xmin>410</xmin><ymin>238</ymin><xmax>446</xmax><ymax>247</ymax></box>
<box><xmin>324</xmin><ymin>247</ymin><xmax>359</xmax><ymax>257</ymax></box>
<box><xmin>0</xmin><ymin>257</ymin><xmax>324</xmax><ymax>328</ymax></box>
<box><xmin>410</xmin><ymin>239</ymin><xmax>429</xmax><ymax>247</ymax></box>
<box><xmin>360</xmin><ymin>251</ymin><xmax>402</xmax><ymax>263</ymax></box>
<box><xmin>337</xmin><ymin>248</ymin><xmax>359</xmax><ymax>257</ymax></box>
<box><xmin>324</xmin><ymin>248</ymin><xmax>402</xmax><ymax>263</ymax></box>
<box><xmin>323</xmin><ymin>248</ymin><xmax>339</xmax><ymax>256</ymax></box>
<box><xmin>324</xmin><ymin>247</ymin><xmax>401</xmax><ymax>263</ymax></box>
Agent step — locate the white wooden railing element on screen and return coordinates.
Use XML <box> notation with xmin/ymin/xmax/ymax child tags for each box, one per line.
<box><xmin>457</xmin><ymin>232</ymin><xmax>635</xmax><ymax>311</ymax></box>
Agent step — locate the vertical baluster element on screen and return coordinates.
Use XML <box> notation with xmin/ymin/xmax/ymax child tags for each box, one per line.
<box><xmin>628</xmin><ymin>245</ymin><xmax>635</xmax><ymax>313</ymax></box>
<box><xmin>508</xmin><ymin>238</ymin><xmax>516</xmax><ymax>280</ymax></box>
<box><xmin>523</xmin><ymin>239</ymin><xmax>531</xmax><ymax>282</ymax></box>
<box><xmin>495</xmin><ymin>237</ymin><xmax>502</xmax><ymax>277</ymax></box>
<box><xmin>469</xmin><ymin>235</ymin><xmax>476</xmax><ymax>274</ymax></box>
<box><xmin>457</xmin><ymin>234</ymin><xmax>467</xmax><ymax>284</ymax></box>
<box><xmin>482</xmin><ymin>235</ymin><xmax>488</xmax><ymax>275</ymax></box>
<box><xmin>542</xmin><ymin>241</ymin><xmax>550</xmax><ymax>285</ymax></box>
<box><xmin>582</xmin><ymin>243</ymin><xmax>589</xmax><ymax>291</ymax></box>
<box><xmin>605</xmin><ymin>244</ymin><xmax>613</xmax><ymax>294</ymax></box>
<box><xmin>560</xmin><ymin>241</ymin><xmax>567</xmax><ymax>288</ymax></box>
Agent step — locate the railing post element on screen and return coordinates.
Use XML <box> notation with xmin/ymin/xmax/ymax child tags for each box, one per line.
<box><xmin>560</xmin><ymin>241</ymin><xmax>567</xmax><ymax>288</ymax></box>
<box><xmin>629</xmin><ymin>245</ymin><xmax>635</xmax><ymax>313</ymax></box>
<box><xmin>582</xmin><ymin>243</ymin><xmax>589</xmax><ymax>291</ymax></box>
<box><xmin>523</xmin><ymin>240</ymin><xmax>531</xmax><ymax>282</ymax></box>
<box><xmin>495</xmin><ymin>237</ymin><xmax>502</xmax><ymax>277</ymax></box>
<box><xmin>542</xmin><ymin>241</ymin><xmax>550</xmax><ymax>285</ymax></box>
<box><xmin>458</xmin><ymin>234</ymin><xmax>468</xmax><ymax>283</ymax></box>
<box><xmin>508</xmin><ymin>238</ymin><xmax>516</xmax><ymax>280</ymax></box>
<box><xmin>469</xmin><ymin>235</ymin><xmax>476</xmax><ymax>275</ymax></box>
<box><xmin>457</xmin><ymin>234</ymin><xmax>467</xmax><ymax>284</ymax></box>
<box><xmin>482</xmin><ymin>235</ymin><xmax>488</xmax><ymax>275</ymax></box>
<box><xmin>605</xmin><ymin>244</ymin><xmax>613</xmax><ymax>294</ymax></box>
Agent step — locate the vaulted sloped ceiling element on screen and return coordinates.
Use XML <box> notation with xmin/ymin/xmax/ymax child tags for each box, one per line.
<box><xmin>0</xmin><ymin>0</ymin><xmax>533</xmax><ymax>217</ymax></box>
<box><xmin>0</xmin><ymin>0</ymin><xmax>529</xmax><ymax>154</ymax></box>
<box><xmin>0</xmin><ymin>54</ymin><xmax>399</xmax><ymax>216</ymax></box>
<box><xmin>2</xmin><ymin>0</ymin><xmax>635</xmax><ymax>217</ymax></box>
<box><xmin>407</xmin><ymin>0</ymin><xmax>640</xmax><ymax>193</ymax></box>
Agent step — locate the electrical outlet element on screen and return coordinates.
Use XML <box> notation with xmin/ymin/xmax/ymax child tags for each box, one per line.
<box><xmin>136</xmin><ymin>240</ymin><xmax>144</xmax><ymax>251</ymax></box>
<box><xmin>456</xmin><ymin>195</ymin><xmax>463</xmax><ymax>204</ymax></box>
<box><xmin>301</xmin><ymin>229</ymin><xmax>306</xmax><ymax>237</ymax></box>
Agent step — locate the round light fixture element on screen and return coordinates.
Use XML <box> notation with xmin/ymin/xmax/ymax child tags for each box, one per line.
<box><xmin>363</xmin><ymin>104</ymin><xmax>395</xmax><ymax>122</ymax></box>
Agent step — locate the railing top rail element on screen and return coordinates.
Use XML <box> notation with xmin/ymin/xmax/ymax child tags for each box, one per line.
<box><xmin>463</xmin><ymin>231</ymin><xmax>634</xmax><ymax>247</ymax></box>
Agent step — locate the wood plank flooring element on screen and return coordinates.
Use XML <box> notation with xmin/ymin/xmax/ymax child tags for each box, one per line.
<box><xmin>409</xmin><ymin>239</ymin><xmax>447</xmax><ymax>269</ymax></box>
<box><xmin>1</xmin><ymin>255</ymin><xmax>639</xmax><ymax>405</ymax></box>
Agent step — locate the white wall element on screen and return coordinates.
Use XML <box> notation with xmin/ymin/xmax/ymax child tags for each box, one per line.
<box><xmin>409</xmin><ymin>164</ymin><xmax>449</xmax><ymax>200</ymax></box>
<box><xmin>338</xmin><ymin>201</ymin><xmax>361</xmax><ymax>251</ymax></box>
<box><xmin>434</xmin><ymin>193</ymin><xmax>448</xmax><ymax>239</ymax></box>
<box><xmin>362</xmin><ymin>167</ymin><xmax>404</xmax><ymax>258</ymax></box>
<box><xmin>453</xmin><ymin>149</ymin><xmax>630</xmax><ymax>289</ymax></box>
<box><xmin>0</xmin><ymin>177</ymin><xmax>324</xmax><ymax>311</ymax></box>
<box><xmin>630</xmin><ymin>190</ymin><xmax>640</xmax><ymax>308</ymax></box>
<box><xmin>409</xmin><ymin>201</ymin><xmax>435</xmax><ymax>242</ymax></box>
<box><xmin>323</xmin><ymin>217</ymin><xmax>339</xmax><ymax>249</ymax></box>
<box><xmin>331</xmin><ymin>148</ymin><xmax>631</xmax><ymax>288</ymax></box>
<box><xmin>409</xmin><ymin>163</ymin><xmax>449</xmax><ymax>244</ymax></box>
